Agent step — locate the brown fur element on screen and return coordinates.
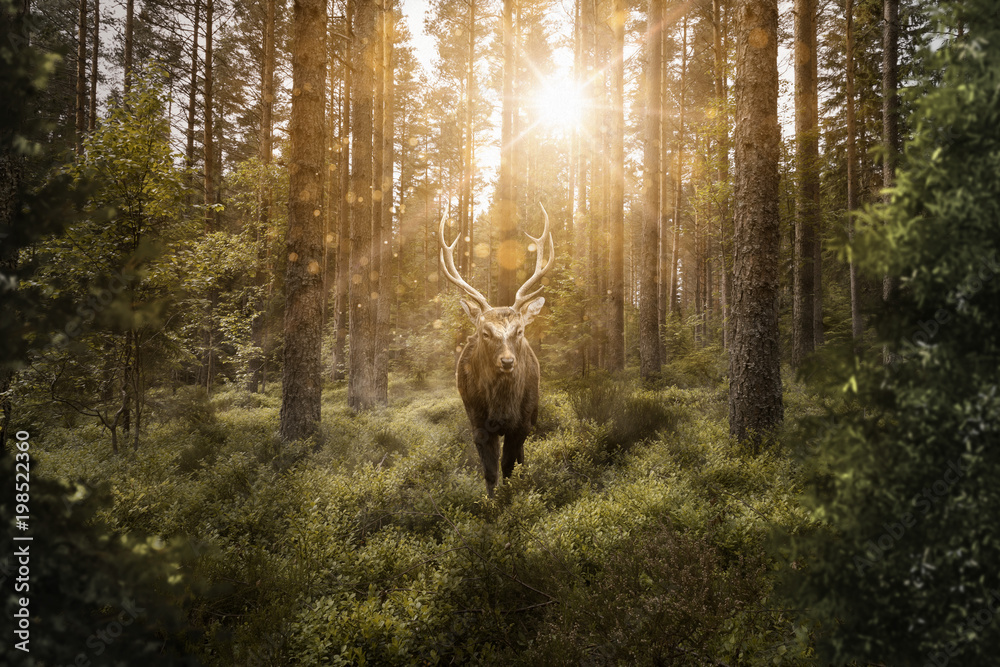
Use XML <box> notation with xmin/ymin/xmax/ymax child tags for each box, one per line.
<box><xmin>455</xmin><ymin>302</ymin><xmax>543</xmax><ymax>496</ymax></box>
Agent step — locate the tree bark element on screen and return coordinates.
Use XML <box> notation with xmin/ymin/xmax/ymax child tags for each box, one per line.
<box><xmin>280</xmin><ymin>0</ymin><xmax>327</xmax><ymax>440</ymax></box>
<box><xmin>124</xmin><ymin>0</ymin><xmax>134</xmax><ymax>92</ymax></box>
<box><xmin>248</xmin><ymin>0</ymin><xmax>275</xmax><ymax>393</ymax></box>
<box><xmin>497</xmin><ymin>0</ymin><xmax>517</xmax><ymax>307</ymax></box>
<box><xmin>375</xmin><ymin>2</ymin><xmax>394</xmax><ymax>405</ymax></box>
<box><xmin>185</xmin><ymin>0</ymin><xmax>200</xmax><ymax>170</ymax></box>
<box><xmin>334</xmin><ymin>2</ymin><xmax>351</xmax><ymax>382</ymax></box>
<box><xmin>203</xmin><ymin>0</ymin><xmax>215</xmax><ymax>228</ymax></box>
<box><xmin>792</xmin><ymin>0</ymin><xmax>817</xmax><ymax>366</ymax></box>
<box><xmin>348</xmin><ymin>0</ymin><xmax>378</xmax><ymax>410</ymax></box>
<box><xmin>461</xmin><ymin>0</ymin><xmax>476</xmax><ymax>278</ymax></box>
<box><xmin>640</xmin><ymin>0</ymin><xmax>663</xmax><ymax>380</ymax></box>
<box><xmin>75</xmin><ymin>0</ymin><xmax>87</xmax><ymax>153</ymax></box>
<box><xmin>845</xmin><ymin>0</ymin><xmax>862</xmax><ymax>341</ymax></box>
<box><xmin>607</xmin><ymin>0</ymin><xmax>625</xmax><ymax>372</ymax></box>
<box><xmin>729</xmin><ymin>0</ymin><xmax>783</xmax><ymax>445</ymax></box>
<box><xmin>713</xmin><ymin>0</ymin><xmax>733</xmax><ymax>350</ymax></box>
<box><xmin>372</xmin><ymin>0</ymin><xmax>386</xmax><ymax>403</ymax></box>
<box><xmin>668</xmin><ymin>14</ymin><xmax>687</xmax><ymax>320</ymax></box>
<box><xmin>881</xmin><ymin>0</ymin><xmax>899</xmax><ymax>304</ymax></box>
<box><xmin>89</xmin><ymin>0</ymin><xmax>98</xmax><ymax>130</ymax></box>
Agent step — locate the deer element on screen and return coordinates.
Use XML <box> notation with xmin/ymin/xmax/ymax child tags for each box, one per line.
<box><xmin>439</xmin><ymin>204</ymin><xmax>555</xmax><ymax>497</ymax></box>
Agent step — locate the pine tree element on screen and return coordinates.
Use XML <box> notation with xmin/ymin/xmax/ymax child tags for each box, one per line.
<box><xmin>280</xmin><ymin>0</ymin><xmax>326</xmax><ymax>440</ymax></box>
<box><xmin>728</xmin><ymin>0</ymin><xmax>782</xmax><ymax>444</ymax></box>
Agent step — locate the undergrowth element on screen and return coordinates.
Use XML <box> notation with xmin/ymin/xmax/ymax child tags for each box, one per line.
<box><xmin>27</xmin><ymin>364</ymin><xmax>816</xmax><ymax>665</ymax></box>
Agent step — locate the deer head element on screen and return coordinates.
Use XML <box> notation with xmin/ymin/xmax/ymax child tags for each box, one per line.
<box><xmin>439</xmin><ymin>204</ymin><xmax>555</xmax><ymax>373</ymax></box>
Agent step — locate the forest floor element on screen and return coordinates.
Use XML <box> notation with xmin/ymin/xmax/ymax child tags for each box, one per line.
<box><xmin>29</xmin><ymin>364</ymin><xmax>822</xmax><ymax>665</ymax></box>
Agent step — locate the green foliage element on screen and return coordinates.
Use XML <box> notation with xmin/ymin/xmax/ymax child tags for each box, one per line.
<box><xmin>23</xmin><ymin>371</ymin><xmax>815</xmax><ymax>666</ymax></box>
<box><xmin>564</xmin><ymin>373</ymin><xmax>681</xmax><ymax>456</ymax></box>
<box><xmin>0</xmin><ymin>454</ymin><xmax>201</xmax><ymax>665</ymax></box>
<box><xmin>786</xmin><ymin>5</ymin><xmax>1000</xmax><ymax>663</ymax></box>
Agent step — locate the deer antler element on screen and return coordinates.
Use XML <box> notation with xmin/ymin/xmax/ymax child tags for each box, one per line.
<box><xmin>439</xmin><ymin>209</ymin><xmax>492</xmax><ymax>313</ymax></box>
<box><xmin>512</xmin><ymin>203</ymin><xmax>555</xmax><ymax>311</ymax></box>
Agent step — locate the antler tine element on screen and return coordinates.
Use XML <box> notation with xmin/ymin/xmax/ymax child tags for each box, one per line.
<box><xmin>512</xmin><ymin>203</ymin><xmax>556</xmax><ymax>311</ymax></box>
<box><xmin>438</xmin><ymin>209</ymin><xmax>491</xmax><ymax>313</ymax></box>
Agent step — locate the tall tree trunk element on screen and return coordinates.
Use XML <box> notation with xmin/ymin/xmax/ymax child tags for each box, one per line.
<box><xmin>186</xmin><ymin>0</ymin><xmax>200</xmax><ymax>169</ymax></box>
<box><xmin>792</xmin><ymin>0</ymin><xmax>817</xmax><ymax>366</ymax></box>
<box><xmin>334</xmin><ymin>3</ymin><xmax>351</xmax><ymax>382</ymax></box>
<box><xmin>249</xmin><ymin>0</ymin><xmax>275</xmax><ymax>393</ymax></box>
<box><xmin>845</xmin><ymin>0</ymin><xmax>862</xmax><ymax>341</ymax></box>
<box><xmin>371</xmin><ymin>0</ymin><xmax>386</xmax><ymax>403</ymax></box>
<box><xmin>497</xmin><ymin>0</ymin><xmax>517</xmax><ymax>306</ymax></box>
<box><xmin>375</xmin><ymin>2</ymin><xmax>394</xmax><ymax>405</ymax></box>
<box><xmin>607</xmin><ymin>0</ymin><xmax>625</xmax><ymax>372</ymax></box>
<box><xmin>75</xmin><ymin>0</ymin><xmax>87</xmax><ymax>153</ymax></box>
<box><xmin>280</xmin><ymin>0</ymin><xmax>327</xmax><ymax>440</ymax></box>
<box><xmin>657</xmin><ymin>10</ymin><xmax>668</xmax><ymax>355</ymax></box>
<box><xmin>640</xmin><ymin>0</ymin><xmax>663</xmax><ymax>380</ymax></box>
<box><xmin>729</xmin><ymin>0</ymin><xmax>783</xmax><ymax>445</ymax></box>
<box><xmin>668</xmin><ymin>14</ymin><xmax>687</xmax><ymax>320</ymax></box>
<box><xmin>89</xmin><ymin>0</ymin><xmax>98</xmax><ymax>130</ymax></box>
<box><xmin>124</xmin><ymin>0</ymin><xmax>134</xmax><ymax>92</ymax></box>
<box><xmin>881</xmin><ymin>0</ymin><xmax>899</xmax><ymax>305</ymax></box>
<box><xmin>715</xmin><ymin>0</ymin><xmax>733</xmax><ymax>350</ymax></box>
<box><xmin>203</xmin><ymin>0</ymin><xmax>215</xmax><ymax>229</ymax></box>
<box><xmin>573</xmin><ymin>0</ymin><xmax>587</xmax><ymax>264</ymax></box>
<box><xmin>348</xmin><ymin>0</ymin><xmax>378</xmax><ymax>411</ymax></box>
<box><xmin>461</xmin><ymin>0</ymin><xmax>475</xmax><ymax>278</ymax></box>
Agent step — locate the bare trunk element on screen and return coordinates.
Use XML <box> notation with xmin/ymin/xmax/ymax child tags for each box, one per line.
<box><xmin>881</xmin><ymin>0</ymin><xmax>899</xmax><ymax>305</ymax></box>
<box><xmin>249</xmin><ymin>0</ymin><xmax>274</xmax><ymax>393</ymax></box>
<box><xmin>497</xmin><ymin>0</ymin><xmax>517</xmax><ymax>307</ymax></box>
<box><xmin>89</xmin><ymin>0</ymin><xmax>98</xmax><ymax>130</ymax></box>
<box><xmin>792</xmin><ymin>0</ymin><xmax>817</xmax><ymax>365</ymax></box>
<box><xmin>348</xmin><ymin>0</ymin><xmax>378</xmax><ymax>410</ymax></box>
<box><xmin>124</xmin><ymin>0</ymin><xmax>134</xmax><ymax>92</ymax></box>
<box><xmin>375</xmin><ymin>3</ymin><xmax>395</xmax><ymax>405</ymax></box>
<box><xmin>186</xmin><ymin>0</ymin><xmax>200</xmax><ymax>169</ymax></box>
<box><xmin>280</xmin><ymin>0</ymin><xmax>327</xmax><ymax>439</ymax></box>
<box><xmin>668</xmin><ymin>15</ymin><xmax>687</xmax><ymax>320</ymax></box>
<box><xmin>640</xmin><ymin>0</ymin><xmax>663</xmax><ymax>380</ymax></box>
<box><xmin>846</xmin><ymin>0</ymin><xmax>862</xmax><ymax>341</ymax></box>
<box><xmin>203</xmin><ymin>0</ymin><xmax>215</xmax><ymax>228</ymax></box>
<box><xmin>729</xmin><ymin>0</ymin><xmax>783</xmax><ymax>445</ymax></box>
<box><xmin>607</xmin><ymin>0</ymin><xmax>625</xmax><ymax>372</ymax></box>
<box><xmin>334</xmin><ymin>3</ymin><xmax>351</xmax><ymax>382</ymax></box>
<box><xmin>75</xmin><ymin>0</ymin><xmax>87</xmax><ymax>153</ymax></box>
<box><xmin>462</xmin><ymin>0</ymin><xmax>475</xmax><ymax>278</ymax></box>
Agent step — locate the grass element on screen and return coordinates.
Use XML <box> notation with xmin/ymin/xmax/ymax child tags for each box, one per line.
<box><xmin>27</xmin><ymin>363</ymin><xmax>818</xmax><ymax>666</ymax></box>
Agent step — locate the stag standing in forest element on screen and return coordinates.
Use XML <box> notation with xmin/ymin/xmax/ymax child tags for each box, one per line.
<box><xmin>440</xmin><ymin>204</ymin><xmax>554</xmax><ymax>497</ymax></box>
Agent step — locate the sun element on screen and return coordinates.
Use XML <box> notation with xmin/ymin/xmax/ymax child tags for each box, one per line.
<box><xmin>530</xmin><ymin>77</ymin><xmax>586</xmax><ymax>131</ymax></box>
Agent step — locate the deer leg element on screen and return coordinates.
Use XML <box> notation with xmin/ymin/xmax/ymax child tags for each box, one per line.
<box><xmin>474</xmin><ymin>428</ymin><xmax>501</xmax><ymax>497</ymax></box>
<box><xmin>501</xmin><ymin>431</ymin><xmax>528</xmax><ymax>479</ymax></box>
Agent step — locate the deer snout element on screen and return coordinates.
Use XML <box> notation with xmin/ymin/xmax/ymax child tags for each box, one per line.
<box><xmin>500</xmin><ymin>356</ymin><xmax>516</xmax><ymax>372</ymax></box>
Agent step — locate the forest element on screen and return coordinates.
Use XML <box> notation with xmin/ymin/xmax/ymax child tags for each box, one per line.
<box><xmin>2</xmin><ymin>0</ymin><xmax>1000</xmax><ymax>663</ymax></box>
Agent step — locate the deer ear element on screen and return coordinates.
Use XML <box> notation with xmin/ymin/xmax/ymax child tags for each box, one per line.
<box><xmin>519</xmin><ymin>297</ymin><xmax>545</xmax><ymax>325</ymax></box>
<box><xmin>460</xmin><ymin>299</ymin><xmax>482</xmax><ymax>323</ymax></box>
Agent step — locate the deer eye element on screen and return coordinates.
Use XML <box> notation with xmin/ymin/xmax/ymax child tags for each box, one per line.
<box><xmin>482</xmin><ymin>330</ymin><xmax>491</xmax><ymax>339</ymax></box>
<box><xmin>517</xmin><ymin>329</ymin><xmax>524</xmax><ymax>337</ymax></box>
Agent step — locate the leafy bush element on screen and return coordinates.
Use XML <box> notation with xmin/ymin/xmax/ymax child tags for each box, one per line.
<box><xmin>526</xmin><ymin>521</ymin><xmax>766</xmax><ymax>665</ymax></box>
<box><xmin>785</xmin><ymin>5</ymin><xmax>1000</xmax><ymax>663</ymax></box>
<box><xmin>565</xmin><ymin>374</ymin><xmax>680</xmax><ymax>456</ymax></box>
